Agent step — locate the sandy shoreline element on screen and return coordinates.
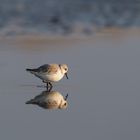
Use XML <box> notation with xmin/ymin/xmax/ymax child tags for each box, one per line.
<box><xmin>0</xmin><ymin>28</ymin><xmax>140</xmax><ymax>47</ymax></box>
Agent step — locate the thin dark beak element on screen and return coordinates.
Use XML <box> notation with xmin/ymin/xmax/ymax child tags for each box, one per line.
<box><xmin>65</xmin><ymin>94</ymin><xmax>68</xmax><ymax>100</ymax></box>
<box><xmin>65</xmin><ymin>73</ymin><xmax>69</xmax><ymax>79</ymax></box>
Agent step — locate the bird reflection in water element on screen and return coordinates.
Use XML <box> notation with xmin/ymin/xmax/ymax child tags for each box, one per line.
<box><xmin>26</xmin><ymin>90</ymin><xmax>68</xmax><ymax>109</ymax></box>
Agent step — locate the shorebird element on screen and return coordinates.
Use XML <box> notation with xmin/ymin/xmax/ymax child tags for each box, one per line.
<box><xmin>26</xmin><ymin>90</ymin><xmax>68</xmax><ymax>109</ymax></box>
<box><xmin>26</xmin><ymin>64</ymin><xmax>68</xmax><ymax>91</ymax></box>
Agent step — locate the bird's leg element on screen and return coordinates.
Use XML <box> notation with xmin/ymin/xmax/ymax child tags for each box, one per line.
<box><xmin>48</xmin><ymin>82</ymin><xmax>53</xmax><ymax>92</ymax></box>
<box><xmin>42</xmin><ymin>80</ymin><xmax>49</xmax><ymax>90</ymax></box>
<box><xmin>46</xmin><ymin>82</ymin><xmax>49</xmax><ymax>91</ymax></box>
<box><xmin>43</xmin><ymin>80</ymin><xmax>52</xmax><ymax>91</ymax></box>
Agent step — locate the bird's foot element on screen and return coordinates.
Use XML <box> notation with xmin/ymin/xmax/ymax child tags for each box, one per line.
<box><xmin>45</xmin><ymin>82</ymin><xmax>53</xmax><ymax>92</ymax></box>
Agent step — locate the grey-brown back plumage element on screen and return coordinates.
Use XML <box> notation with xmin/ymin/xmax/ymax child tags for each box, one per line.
<box><xmin>26</xmin><ymin>64</ymin><xmax>59</xmax><ymax>74</ymax></box>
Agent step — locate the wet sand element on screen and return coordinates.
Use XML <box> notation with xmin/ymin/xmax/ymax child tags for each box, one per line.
<box><xmin>0</xmin><ymin>29</ymin><xmax>140</xmax><ymax>140</ymax></box>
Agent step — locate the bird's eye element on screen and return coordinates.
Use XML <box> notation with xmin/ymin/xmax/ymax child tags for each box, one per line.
<box><xmin>65</xmin><ymin>68</ymin><xmax>67</xmax><ymax>71</ymax></box>
<box><xmin>64</xmin><ymin>103</ymin><xmax>67</xmax><ymax>106</ymax></box>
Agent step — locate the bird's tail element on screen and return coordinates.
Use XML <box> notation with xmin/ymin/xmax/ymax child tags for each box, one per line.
<box><xmin>25</xmin><ymin>99</ymin><xmax>36</xmax><ymax>104</ymax></box>
<box><xmin>26</xmin><ymin>68</ymin><xmax>37</xmax><ymax>74</ymax></box>
<box><xmin>26</xmin><ymin>68</ymin><xmax>35</xmax><ymax>72</ymax></box>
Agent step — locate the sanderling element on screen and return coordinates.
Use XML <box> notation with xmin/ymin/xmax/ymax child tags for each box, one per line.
<box><xmin>26</xmin><ymin>90</ymin><xmax>68</xmax><ymax>109</ymax></box>
<box><xmin>26</xmin><ymin>64</ymin><xmax>68</xmax><ymax>91</ymax></box>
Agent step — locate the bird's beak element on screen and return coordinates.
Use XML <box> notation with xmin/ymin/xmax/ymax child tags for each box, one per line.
<box><xmin>65</xmin><ymin>73</ymin><xmax>69</xmax><ymax>79</ymax></box>
<box><xmin>65</xmin><ymin>94</ymin><xmax>68</xmax><ymax>100</ymax></box>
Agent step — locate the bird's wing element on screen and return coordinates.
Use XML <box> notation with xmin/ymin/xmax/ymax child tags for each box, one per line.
<box><xmin>38</xmin><ymin>64</ymin><xmax>59</xmax><ymax>74</ymax></box>
<box><xmin>26</xmin><ymin>64</ymin><xmax>50</xmax><ymax>73</ymax></box>
<box><xmin>37</xmin><ymin>64</ymin><xmax>50</xmax><ymax>72</ymax></box>
<box><xmin>47</xmin><ymin>99</ymin><xmax>58</xmax><ymax>105</ymax></box>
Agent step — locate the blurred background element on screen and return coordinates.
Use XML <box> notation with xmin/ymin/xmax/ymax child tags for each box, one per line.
<box><xmin>1</xmin><ymin>0</ymin><xmax>140</xmax><ymax>36</ymax></box>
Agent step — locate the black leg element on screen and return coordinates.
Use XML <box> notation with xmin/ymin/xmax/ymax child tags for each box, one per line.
<box><xmin>46</xmin><ymin>82</ymin><xmax>49</xmax><ymax>91</ymax></box>
<box><xmin>48</xmin><ymin>82</ymin><xmax>53</xmax><ymax>91</ymax></box>
<box><xmin>44</xmin><ymin>81</ymin><xmax>53</xmax><ymax>91</ymax></box>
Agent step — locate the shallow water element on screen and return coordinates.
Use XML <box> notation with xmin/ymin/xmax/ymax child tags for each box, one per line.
<box><xmin>0</xmin><ymin>30</ymin><xmax>140</xmax><ymax>140</ymax></box>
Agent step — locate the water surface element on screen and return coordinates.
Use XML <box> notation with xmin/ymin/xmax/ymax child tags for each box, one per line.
<box><xmin>0</xmin><ymin>30</ymin><xmax>139</xmax><ymax>140</ymax></box>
